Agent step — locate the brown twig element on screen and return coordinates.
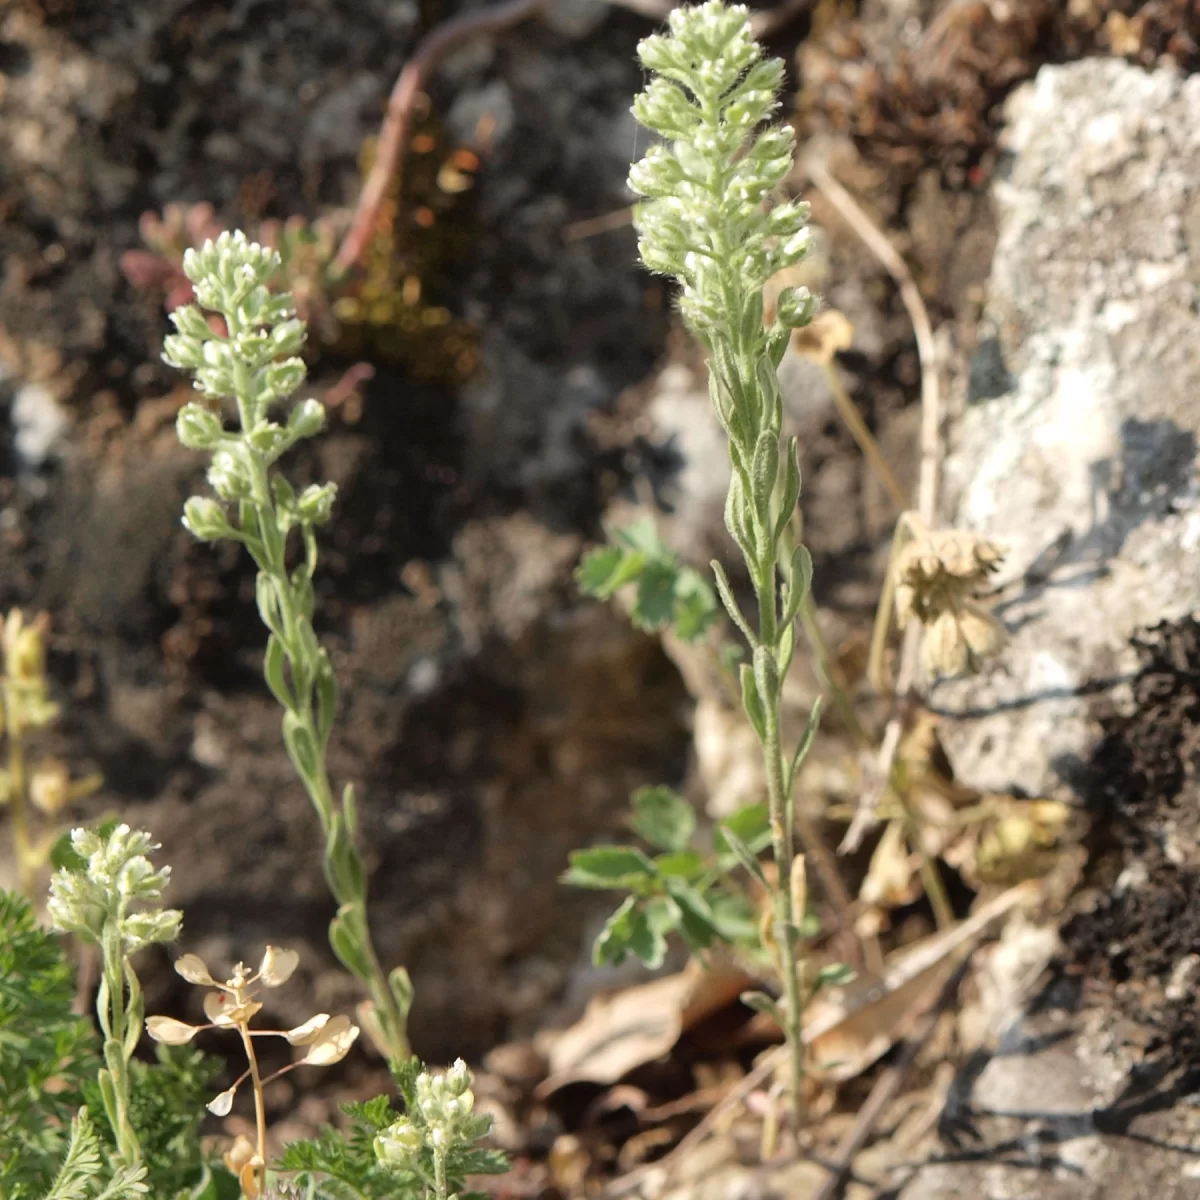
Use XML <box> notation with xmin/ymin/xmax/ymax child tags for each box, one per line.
<box><xmin>798</xmin><ymin>158</ymin><xmax>943</xmax><ymax>855</ymax></box>
<box><xmin>332</xmin><ymin>0</ymin><xmax>547</xmax><ymax>278</ymax></box>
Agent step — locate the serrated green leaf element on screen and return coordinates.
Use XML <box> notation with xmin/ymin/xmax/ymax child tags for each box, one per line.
<box><xmin>562</xmin><ymin>845</ymin><xmax>659</xmax><ymax>890</ymax></box>
<box><xmin>594</xmin><ymin>896</ymin><xmax>668</xmax><ymax>968</ymax></box>
<box><xmin>630</xmin><ymin>785</ymin><xmax>697</xmax><ymax>852</ymax></box>
<box><xmin>577</xmin><ymin>545</ymin><xmax>643</xmax><ymax>599</ymax></box>
<box><xmin>633</xmin><ymin>559</ymin><xmax>678</xmax><ymax>631</ymax></box>
<box><xmin>672</xmin><ymin>568</ymin><xmax>719</xmax><ymax>642</ymax></box>
<box><xmin>613</xmin><ymin>515</ymin><xmax>670</xmax><ymax>558</ymax></box>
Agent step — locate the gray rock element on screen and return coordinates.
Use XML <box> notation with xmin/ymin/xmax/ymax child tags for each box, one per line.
<box><xmin>936</xmin><ymin>59</ymin><xmax>1200</xmax><ymax>799</ymax></box>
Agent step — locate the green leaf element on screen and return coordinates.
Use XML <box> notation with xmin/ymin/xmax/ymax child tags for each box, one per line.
<box><xmin>653</xmin><ymin>850</ymin><xmax>707</xmax><ymax>880</ymax></box>
<box><xmin>773</xmin><ymin>438</ymin><xmax>801</xmax><ymax>545</ymax></box>
<box><xmin>739</xmin><ymin>663</ymin><xmax>766</xmax><ymax>740</ymax></box>
<box><xmin>814</xmin><ymin>962</ymin><xmax>856</xmax><ymax>992</ymax></box>
<box><xmin>719</xmin><ymin>802</ymin><xmax>771</xmax><ymax>852</ymax></box>
<box><xmin>612</xmin><ymin>516</ymin><xmax>668</xmax><ymax>557</ymax></box>
<box><xmin>594</xmin><ymin>896</ymin><xmax>668</xmax><ymax>968</ymax></box>
<box><xmin>562</xmin><ymin>846</ymin><xmax>659</xmax><ymax>890</ymax></box>
<box><xmin>672</xmin><ymin>568</ymin><xmax>719</xmax><ymax>642</ymax></box>
<box><xmin>715</xmin><ymin>826</ymin><xmax>768</xmax><ymax>888</ymax></box>
<box><xmin>740</xmin><ymin>990</ymin><xmax>779</xmax><ymax>1020</ymax></box>
<box><xmin>633</xmin><ymin>559</ymin><xmax>678</xmax><ymax>631</ymax></box>
<box><xmin>630</xmin><ymin>785</ymin><xmax>697</xmax><ymax>852</ymax></box>
<box><xmin>263</xmin><ymin>633</ymin><xmax>293</xmax><ymax>711</ymax></box>
<box><xmin>711</xmin><ymin>559</ymin><xmax>756</xmax><ymax>647</ymax></box>
<box><xmin>782</xmin><ymin>542</ymin><xmax>814</xmax><ymax>627</ymax></box>
<box><xmin>787</xmin><ymin>696</ymin><xmax>824</xmax><ymax>794</ymax></box>
<box><xmin>576</xmin><ymin>545</ymin><xmax>643</xmax><ymax>599</ymax></box>
<box><xmin>662</xmin><ymin>878</ymin><xmax>718</xmax><ymax>952</ymax></box>
<box><xmin>707</xmin><ymin>890</ymin><xmax>759</xmax><ymax>943</ymax></box>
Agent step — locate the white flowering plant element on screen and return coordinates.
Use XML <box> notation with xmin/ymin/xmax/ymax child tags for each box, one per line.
<box><xmin>162</xmin><ymin>230</ymin><xmax>411</xmax><ymax>1065</ymax></box>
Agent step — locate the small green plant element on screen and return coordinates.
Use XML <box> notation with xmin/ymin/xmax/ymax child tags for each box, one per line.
<box><xmin>0</xmin><ymin>890</ymin><xmax>97</xmax><ymax>1199</ymax></box>
<box><xmin>48</xmin><ymin>825</ymin><xmax>183</xmax><ymax>1172</ymax></box>
<box><xmin>576</xmin><ymin>517</ymin><xmax>721</xmax><ymax>643</ymax></box>
<box><xmin>573</xmin><ymin>0</ymin><xmax>859</xmax><ymax>1130</ymax></box>
<box><xmin>282</xmin><ymin>1057</ymin><xmax>504</xmax><ymax>1200</ymax></box>
<box><xmin>161</xmin><ymin>230</ymin><xmax>412</xmax><ymax>1063</ymax></box>
<box><xmin>42</xmin><ymin>1109</ymin><xmax>147</xmax><ymax>1200</ymax></box>
<box><xmin>564</xmin><ymin>786</ymin><xmax>773</xmax><ymax>969</ymax></box>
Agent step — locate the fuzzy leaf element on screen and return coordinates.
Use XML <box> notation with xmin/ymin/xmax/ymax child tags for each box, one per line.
<box><xmin>633</xmin><ymin>560</ymin><xmax>678</xmax><ymax>631</ymax></box>
<box><xmin>593</xmin><ymin>896</ymin><xmax>668</xmax><ymax>968</ymax></box>
<box><xmin>630</xmin><ymin>785</ymin><xmax>696</xmax><ymax>853</ymax></box>
<box><xmin>562</xmin><ymin>846</ymin><xmax>658</xmax><ymax>890</ymax></box>
<box><xmin>576</xmin><ymin>545</ymin><xmax>644</xmax><ymax>600</ymax></box>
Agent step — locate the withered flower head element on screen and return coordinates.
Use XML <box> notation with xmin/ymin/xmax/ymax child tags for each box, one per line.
<box><xmin>893</xmin><ymin>527</ymin><xmax>1007</xmax><ymax>678</ymax></box>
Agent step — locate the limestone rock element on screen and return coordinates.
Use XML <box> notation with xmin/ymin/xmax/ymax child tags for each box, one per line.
<box><xmin>937</xmin><ymin>59</ymin><xmax>1200</xmax><ymax>798</ymax></box>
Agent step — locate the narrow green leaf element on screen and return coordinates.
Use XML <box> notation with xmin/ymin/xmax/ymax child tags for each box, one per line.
<box><xmin>739</xmin><ymin>662</ymin><xmax>767</xmax><ymax>740</ymax></box>
<box><xmin>717</xmin><ymin>826</ymin><xmax>768</xmax><ymax>888</ymax></box>
<box><xmin>740</xmin><ymin>990</ymin><xmax>779</xmax><ymax>1020</ymax></box>
<box><xmin>315</xmin><ymin>654</ymin><xmax>338</xmax><ymax>746</ymax></box>
<box><xmin>263</xmin><ymin>633</ymin><xmax>293</xmax><ymax>711</ymax></box>
<box><xmin>767</xmin><ymin>326</ymin><xmax>791</xmax><ymax>369</ymax></box>
<box><xmin>631</xmin><ymin>785</ymin><xmax>697</xmax><ymax>853</ymax></box>
<box><xmin>389</xmin><ymin>966</ymin><xmax>414</xmax><ymax>1019</ymax></box>
<box><xmin>782</xmin><ymin>543</ymin><xmax>814</xmax><ymax>627</ymax></box>
<box><xmin>329</xmin><ymin>907</ymin><xmax>372</xmax><ymax>981</ymax></box>
<box><xmin>711</xmin><ymin>559</ymin><xmax>757</xmax><ymax>647</ymax></box>
<box><xmin>752</xmin><ymin>645</ymin><xmax>778</xmax><ymax>716</ymax></box>
<box><xmin>715</xmin><ymin>806</ymin><xmax>772</xmax><ymax>864</ymax></box>
<box><xmin>814</xmin><ymin>962</ymin><xmax>856</xmax><ymax>992</ymax></box>
<box><xmin>773</xmin><ymin>438</ymin><xmax>801</xmax><ymax>545</ymax></box>
<box><xmin>787</xmin><ymin>696</ymin><xmax>824</xmax><ymax>794</ymax></box>
<box><xmin>751</xmin><ymin>430</ymin><xmax>779</xmax><ymax>523</ymax></box>
<box><xmin>282</xmin><ymin>712</ymin><xmax>319</xmax><ymax>784</ymax></box>
<box><xmin>778</xmin><ymin>618</ymin><xmax>796</xmax><ymax>679</ymax></box>
<box><xmin>562</xmin><ymin>845</ymin><xmax>659</xmax><ymax>890</ymax></box>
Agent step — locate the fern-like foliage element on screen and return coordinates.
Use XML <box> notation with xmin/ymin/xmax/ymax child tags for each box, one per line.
<box><xmin>280</xmin><ymin>1061</ymin><xmax>507</xmax><ymax>1200</ymax></box>
<box><xmin>82</xmin><ymin>1045</ymin><xmax>225</xmax><ymax>1199</ymax></box>
<box><xmin>0</xmin><ymin>891</ymin><xmax>98</xmax><ymax>1200</ymax></box>
<box><xmin>41</xmin><ymin>1109</ymin><xmax>147</xmax><ymax>1200</ymax></box>
<box><xmin>278</xmin><ymin>1096</ymin><xmax>406</xmax><ymax>1200</ymax></box>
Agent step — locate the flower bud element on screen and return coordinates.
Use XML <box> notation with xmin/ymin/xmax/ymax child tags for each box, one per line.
<box><xmin>270</xmin><ymin>318</ymin><xmax>307</xmax><ymax>357</ymax></box>
<box><xmin>176</xmin><ymin>403</ymin><xmax>225</xmax><ymax>450</ymax></box>
<box><xmin>288</xmin><ymin>397</ymin><xmax>326</xmax><ymax>440</ymax></box>
<box><xmin>169</xmin><ymin>304</ymin><xmax>215</xmax><ymax>342</ymax></box>
<box><xmin>162</xmin><ymin>334</ymin><xmax>205</xmax><ymax>371</ymax></box>
<box><xmin>375</xmin><ymin>1119</ymin><xmax>423</xmax><ymax>1167</ymax></box>
<box><xmin>182</xmin><ymin>496</ymin><xmax>233</xmax><ymax>541</ymax></box>
<box><xmin>296</xmin><ymin>482</ymin><xmax>337</xmax><ymax>526</ymax></box>
<box><xmin>775</xmin><ymin>286</ymin><xmax>818</xmax><ymax>330</ymax></box>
